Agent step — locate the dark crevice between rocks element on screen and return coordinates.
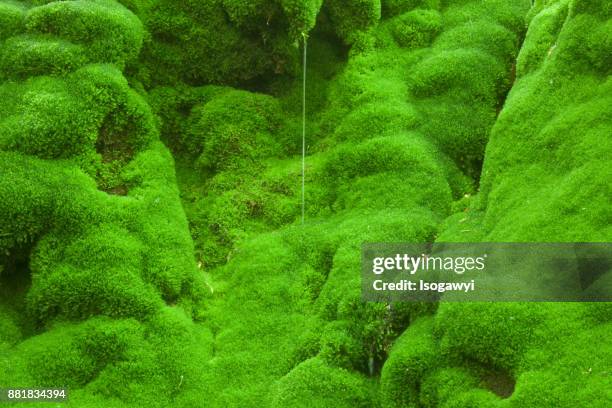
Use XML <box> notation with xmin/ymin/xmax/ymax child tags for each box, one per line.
<box><xmin>496</xmin><ymin>15</ymin><xmax>530</xmax><ymax>116</ymax></box>
<box><xmin>497</xmin><ymin>61</ymin><xmax>516</xmax><ymax>117</ymax></box>
<box><xmin>477</xmin><ymin>24</ymin><xmax>528</xmax><ymax>190</ymax></box>
<box><xmin>453</xmin><ymin>357</ymin><xmax>516</xmax><ymax>399</ymax></box>
<box><xmin>481</xmin><ymin>367</ymin><xmax>516</xmax><ymax>399</ymax></box>
<box><xmin>304</xmin><ymin>247</ymin><xmax>335</xmax><ymax>303</ymax></box>
<box><xmin>462</xmin><ymin>155</ymin><xmax>486</xmax><ymax>188</ymax></box>
<box><xmin>95</xmin><ymin>114</ymin><xmax>135</xmax><ymax>196</ymax></box>
<box><xmin>161</xmin><ymin>277</ymin><xmax>196</xmax><ymax>308</ymax></box>
<box><xmin>0</xmin><ymin>241</ymin><xmax>36</xmax><ymax>339</ymax></box>
<box><xmin>242</xmin><ymin>15</ymin><xmax>350</xmax><ymax>99</ymax></box>
<box><xmin>367</xmin><ymin>302</ymin><xmax>419</xmax><ymax>378</ymax></box>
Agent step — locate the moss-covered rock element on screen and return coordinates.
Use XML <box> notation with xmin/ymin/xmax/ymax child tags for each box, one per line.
<box><xmin>390</xmin><ymin>8</ymin><xmax>442</xmax><ymax>48</ymax></box>
<box><xmin>271</xmin><ymin>357</ymin><xmax>374</xmax><ymax>407</ymax></box>
<box><xmin>139</xmin><ymin>0</ymin><xmax>324</xmax><ymax>86</ymax></box>
<box><xmin>380</xmin><ymin>317</ymin><xmax>439</xmax><ymax>407</ymax></box>
<box><xmin>0</xmin><ymin>2</ymin><xmax>208</xmax><ymax>406</ymax></box>
<box><xmin>189</xmin><ymin>89</ymin><xmax>287</xmax><ymax>172</ymax></box>
<box><xmin>325</xmin><ymin>0</ymin><xmax>382</xmax><ymax>45</ymax></box>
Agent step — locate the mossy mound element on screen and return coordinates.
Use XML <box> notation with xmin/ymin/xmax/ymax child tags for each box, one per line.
<box><xmin>138</xmin><ymin>0</ymin><xmax>324</xmax><ymax>86</ymax></box>
<box><xmin>325</xmin><ymin>0</ymin><xmax>381</xmax><ymax>45</ymax></box>
<box><xmin>1</xmin><ymin>2</ymin><xmax>209</xmax><ymax>406</ymax></box>
<box><xmin>160</xmin><ymin>2</ymin><xmax>531</xmax><ymax>406</ymax></box>
<box><xmin>430</xmin><ymin>2</ymin><xmax>612</xmax><ymax>407</ymax></box>
<box><xmin>188</xmin><ymin>89</ymin><xmax>288</xmax><ymax>172</ymax></box>
<box><xmin>271</xmin><ymin>357</ymin><xmax>374</xmax><ymax>407</ymax></box>
<box><xmin>460</xmin><ymin>0</ymin><xmax>612</xmax><ymax>241</ymax></box>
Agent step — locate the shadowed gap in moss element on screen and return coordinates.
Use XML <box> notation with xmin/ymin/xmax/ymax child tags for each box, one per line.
<box><xmin>95</xmin><ymin>114</ymin><xmax>137</xmax><ymax>195</ymax></box>
<box><xmin>481</xmin><ymin>366</ymin><xmax>516</xmax><ymax>398</ymax></box>
<box><xmin>0</xmin><ymin>241</ymin><xmax>35</xmax><ymax>338</ymax></box>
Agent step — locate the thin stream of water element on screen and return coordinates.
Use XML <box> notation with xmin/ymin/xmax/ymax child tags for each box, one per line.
<box><xmin>301</xmin><ymin>34</ymin><xmax>307</xmax><ymax>225</ymax></box>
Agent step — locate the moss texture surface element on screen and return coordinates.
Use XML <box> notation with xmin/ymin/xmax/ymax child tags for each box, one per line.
<box><xmin>0</xmin><ymin>0</ymin><xmax>610</xmax><ymax>407</ymax></box>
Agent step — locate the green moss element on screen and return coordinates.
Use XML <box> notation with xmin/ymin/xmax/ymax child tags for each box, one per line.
<box><xmin>28</xmin><ymin>226</ymin><xmax>157</xmax><ymax>322</ymax></box>
<box><xmin>473</xmin><ymin>2</ymin><xmax>612</xmax><ymax>241</ymax></box>
<box><xmin>516</xmin><ymin>1</ymin><xmax>568</xmax><ymax>76</ymax></box>
<box><xmin>319</xmin><ymin>320</ymin><xmax>366</xmax><ymax>370</ymax></box>
<box><xmin>322</xmin><ymin>134</ymin><xmax>452</xmax><ymax>214</ymax></box>
<box><xmin>0</xmin><ymin>3</ymin><xmax>208</xmax><ymax>404</ymax></box>
<box><xmin>0</xmin><ymin>304</ymin><xmax>21</xmax><ymax>345</ymax></box>
<box><xmin>428</xmin><ymin>7</ymin><xmax>611</xmax><ymax>404</ymax></box>
<box><xmin>380</xmin><ymin>317</ymin><xmax>438</xmax><ymax>407</ymax></box>
<box><xmin>271</xmin><ymin>357</ymin><xmax>374</xmax><ymax>407</ymax></box>
<box><xmin>25</xmin><ymin>0</ymin><xmax>144</xmax><ymax>69</ymax></box>
<box><xmin>0</xmin><ymin>35</ymin><xmax>87</xmax><ymax>79</ymax></box>
<box><xmin>390</xmin><ymin>9</ymin><xmax>442</xmax><ymax>48</ymax></box>
<box><xmin>151</xmin><ymin>1</ymin><xmax>531</xmax><ymax>405</ymax></box>
<box><xmin>442</xmin><ymin>0</ymin><xmax>530</xmax><ymax>34</ymax></box>
<box><xmin>140</xmin><ymin>0</ymin><xmax>264</xmax><ymax>85</ymax></box>
<box><xmin>554</xmin><ymin>11</ymin><xmax>611</xmax><ymax>75</ymax></box>
<box><xmin>410</xmin><ymin>49</ymin><xmax>505</xmax><ymax>100</ymax></box>
<box><xmin>419</xmin><ymin>367</ymin><xmax>480</xmax><ymax>407</ymax></box>
<box><xmin>0</xmin><ymin>63</ymin><xmax>162</xmax><ymax>204</ymax></box>
<box><xmin>325</xmin><ymin>0</ymin><xmax>382</xmax><ymax>45</ymax></box>
<box><xmin>140</xmin><ymin>0</ymin><xmax>324</xmax><ymax>86</ymax></box>
<box><xmin>435</xmin><ymin>303</ymin><xmax>546</xmax><ymax>370</ymax></box>
<box><xmin>382</xmin><ymin>0</ymin><xmax>440</xmax><ymax>18</ymax></box>
<box><xmin>0</xmin><ymin>1</ymin><xmax>24</xmax><ymax>40</ymax></box>
<box><xmin>280</xmin><ymin>0</ymin><xmax>324</xmax><ymax>38</ymax></box>
<box><xmin>331</xmin><ymin>102</ymin><xmax>419</xmax><ymax>143</ymax></box>
<box><xmin>508</xmin><ymin>323</ymin><xmax>612</xmax><ymax>407</ymax></box>
<box><xmin>189</xmin><ymin>89</ymin><xmax>287</xmax><ymax>171</ymax></box>
<box><xmin>433</xmin><ymin>20</ymin><xmax>520</xmax><ymax>65</ymax></box>
<box><xmin>0</xmin><ymin>0</ymin><xmax>609</xmax><ymax>406</ymax></box>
